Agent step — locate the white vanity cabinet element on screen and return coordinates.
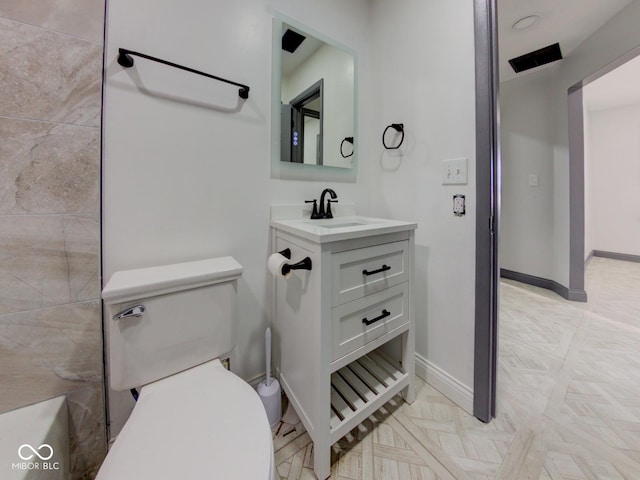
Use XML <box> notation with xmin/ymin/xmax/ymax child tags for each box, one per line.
<box><xmin>271</xmin><ymin>216</ymin><xmax>416</xmax><ymax>480</ymax></box>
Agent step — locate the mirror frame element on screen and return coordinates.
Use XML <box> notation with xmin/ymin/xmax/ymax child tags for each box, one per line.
<box><xmin>271</xmin><ymin>16</ymin><xmax>358</xmax><ymax>182</ymax></box>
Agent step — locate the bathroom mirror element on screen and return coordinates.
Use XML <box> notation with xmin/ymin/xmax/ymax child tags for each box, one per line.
<box><xmin>282</xmin><ymin>79</ymin><xmax>323</xmax><ymax>164</ymax></box>
<box><xmin>272</xmin><ymin>18</ymin><xmax>357</xmax><ymax>182</ymax></box>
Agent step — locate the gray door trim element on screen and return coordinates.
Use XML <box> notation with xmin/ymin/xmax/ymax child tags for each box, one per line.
<box><xmin>473</xmin><ymin>0</ymin><xmax>499</xmax><ymax>423</ymax></box>
<box><xmin>568</xmin><ymin>88</ymin><xmax>587</xmax><ymax>301</ymax></box>
<box><xmin>568</xmin><ymin>44</ymin><xmax>640</xmax><ymax>94</ymax></box>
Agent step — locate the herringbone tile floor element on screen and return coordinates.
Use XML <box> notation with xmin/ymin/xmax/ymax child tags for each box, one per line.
<box><xmin>274</xmin><ymin>257</ymin><xmax>640</xmax><ymax>479</ymax></box>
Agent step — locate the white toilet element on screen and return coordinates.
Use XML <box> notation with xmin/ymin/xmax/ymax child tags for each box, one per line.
<box><xmin>96</xmin><ymin>257</ymin><xmax>275</xmax><ymax>479</ymax></box>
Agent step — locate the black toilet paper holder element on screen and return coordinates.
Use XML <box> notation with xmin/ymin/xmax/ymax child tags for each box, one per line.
<box><xmin>278</xmin><ymin>249</ymin><xmax>312</xmax><ymax>274</ymax></box>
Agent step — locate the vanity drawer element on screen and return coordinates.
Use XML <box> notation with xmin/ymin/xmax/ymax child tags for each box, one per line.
<box><xmin>332</xmin><ymin>283</ymin><xmax>408</xmax><ymax>362</ymax></box>
<box><xmin>331</xmin><ymin>241</ymin><xmax>408</xmax><ymax>306</ymax></box>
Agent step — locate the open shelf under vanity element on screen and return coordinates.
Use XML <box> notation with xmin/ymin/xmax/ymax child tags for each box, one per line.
<box><xmin>329</xmin><ymin>349</ymin><xmax>409</xmax><ymax>444</ymax></box>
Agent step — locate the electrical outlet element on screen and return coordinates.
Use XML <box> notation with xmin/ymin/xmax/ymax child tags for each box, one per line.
<box><xmin>442</xmin><ymin>158</ymin><xmax>468</xmax><ymax>185</ymax></box>
<box><xmin>453</xmin><ymin>194</ymin><xmax>465</xmax><ymax>216</ymax></box>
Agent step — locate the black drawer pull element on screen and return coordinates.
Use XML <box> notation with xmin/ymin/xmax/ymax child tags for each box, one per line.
<box><xmin>362</xmin><ymin>309</ymin><xmax>391</xmax><ymax>326</ymax></box>
<box><xmin>362</xmin><ymin>264</ymin><xmax>391</xmax><ymax>276</ymax></box>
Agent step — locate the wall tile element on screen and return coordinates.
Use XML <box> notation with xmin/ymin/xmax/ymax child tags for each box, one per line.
<box><xmin>0</xmin><ymin>347</ymin><xmax>80</xmax><ymax>412</ymax></box>
<box><xmin>0</xmin><ymin>215</ymin><xmax>70</xmax><ymax>313</ymax></box>
<box><xmin>0</xmin><ymin>2</ymin><xmax>105</xmax><ymax>476</ymax></box>
<box><xmin>0</xmin><ymin>118</ymin><xmax>99</xmax><ymax>214</ymax></box>
<box><xmin>0</xmin><ymin>0</ymin><xmax>105</xmax><ymax>45</ymax></box>
<box><xmin>64</xmin><ymin>216</ymin><xmax>101</xmax><ymax>302</ymax></box>
<box><xmin>68</xmin><ymin>384</ymin><xmax>106</xmax><ymax>480</ymax></box>
<box><xmin>0</xmin><ymin>301</ymin><xmax>102</xmax><ymax>403</ymax></box>
<box><xmin>0</xmin><ymin>18</ymin><xmax>102</xmax><ymax>126</ymax></box>
<box><xmin>0</xmin><ymin>215</ymin><xmax>100</xmax><ymax>314</ymax></box>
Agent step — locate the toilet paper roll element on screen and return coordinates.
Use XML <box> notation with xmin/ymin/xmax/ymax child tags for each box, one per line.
<box><xmin>267</xmin><ymin>253</ymin><xmax>291</xmax><ymax>278</ymax></box>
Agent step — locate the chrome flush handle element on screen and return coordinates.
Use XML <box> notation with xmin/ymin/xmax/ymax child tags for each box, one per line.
<box><xmin>112</xmin><ymin>305</ymin><xmax>146</xmax><ymax>321</ymax></box>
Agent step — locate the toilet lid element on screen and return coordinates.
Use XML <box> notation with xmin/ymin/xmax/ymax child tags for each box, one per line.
<box><xmin>96</xmin><ymin>360</ymin><xmax>274</xmax><ymax>479</ymax></box>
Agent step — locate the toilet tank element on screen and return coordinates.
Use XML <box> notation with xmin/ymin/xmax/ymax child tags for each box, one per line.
<box><xmin>102</xmin><ymin>257</ymin><xmax>243</xmax><ymax>391</ymax></box>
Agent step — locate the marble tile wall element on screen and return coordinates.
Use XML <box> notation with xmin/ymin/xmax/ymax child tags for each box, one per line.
<box><xmin>0</xmin><ymin>1</ymin><xmax>105</xmax><ymax>478</ymax></box>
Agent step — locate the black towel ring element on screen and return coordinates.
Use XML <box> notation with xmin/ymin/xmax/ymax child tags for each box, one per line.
<box><xmin>340</xmin><ymin>137</ymin><xmax>354</xmax><ymax>158</ymax></box>
<box><xmin>382</xmin><ymin>123</ymin><xmax>404</xmax><ymax>150</ymax></box>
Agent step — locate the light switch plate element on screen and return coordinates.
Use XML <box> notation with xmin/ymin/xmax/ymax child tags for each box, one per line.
<box><xmin>442</xmin><ymin>158</ymin><xmax>468</xmax><ymax>185</ymax></box>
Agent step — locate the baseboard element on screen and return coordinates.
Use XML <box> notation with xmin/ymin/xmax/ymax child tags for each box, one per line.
<box><xmin>415</xmin><ymin>353</ymin><xmax>473</xmax><ymax>415</ymax></box>
<box><xmin>500</xmin><ymin>268</ymin><xmax>587</xmax><ymax>302</ymax></box>
<box><xmin>585</xmin><ymin>250</ymin><xmax>594</xmax><ymax>264</ymax></box>
<box><xmin>593</xmin><ymin>250</ymin><xmax>640</xmax><ymax>264</ymax></box>
<box><xmin>567</xmin><ymin>288</ymin><xmax>588</xmax><ymax>302</ymax></box>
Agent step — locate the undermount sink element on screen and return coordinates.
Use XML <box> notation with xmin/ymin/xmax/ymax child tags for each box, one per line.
<box><xmin>315</xmin><ymin>222</ymin><xmax>363</xmax><ymax>229</ymax></box>
<box><xmin>304</xmin><ymin>218</ymin><xmax>374</xmax><ymax>229</ymax></box>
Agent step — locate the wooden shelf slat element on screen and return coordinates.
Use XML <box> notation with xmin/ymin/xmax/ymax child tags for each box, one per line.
<box><xmin>349</xmin><ymin>359</ymin><xmax>384</xmax><ymax>393</ymax></box>
<box><xmin>358</xmin><ymin>354</ymin><xmax>394</xmax><ymax>386</ymax></box>
<box><xmin>330</xmin><ymin>385</ymin><xmax>353</xmax><ymax>421</ymax></box>
<box><xmin>339</xmin><ymin>367</ymin><xmax>377</xmax><ymax>403</ymax></box>
<box><xmin>368</xmin><ymin>350</ymin><xmax>404</xmax><ymax>380</ymax></box>
<box><xmin>329</xmin><ymin>349</ymin><xmax>409</xmax><ymax>442</ymax></box>
<box><xmin>329</xmin><ymin>407</ymin><xmax>342</xmax><ymax>431</ymax></box>
<box><xmin>332</xmin><ymin>372</ymin><xmax>366</xmax><ymax>412</ymax></box>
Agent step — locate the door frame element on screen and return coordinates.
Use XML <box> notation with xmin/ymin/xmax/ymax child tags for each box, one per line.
<box><xmin>473</xmin><ymin>2</ymin><xmax>640</xmax><ymax>422</ymax></box>
<box><xmin>473</xmin><ymin>0</ymin><xmax>499</xmax><ymax>423</ymax></box>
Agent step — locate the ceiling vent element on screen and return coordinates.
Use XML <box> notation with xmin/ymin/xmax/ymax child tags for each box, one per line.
<box><xmin>282</xmin><ymin>29</ymin><xmax>306</xmax><ymax>54</ymax></box>
<box><xmin>509</xmin><ymin>43</ymin><xmax>563</xmax><ymax>73</ymax></box>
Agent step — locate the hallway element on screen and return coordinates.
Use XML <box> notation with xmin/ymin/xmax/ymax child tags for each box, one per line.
<box><xmin>274</xmin><ymin>257</ymin><xmax>640</xmax><ymax>479</ymax></box>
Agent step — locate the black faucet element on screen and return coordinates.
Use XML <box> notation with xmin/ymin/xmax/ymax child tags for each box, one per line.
<box><xmin>319</xmin><ymin>188</ymin><xmax>338</xmax><ymax>218</ymax></box>
<box><xmin>305</xmin><ymin>199</ymin><xmax>321</xmax><ymax>219</ymax></box>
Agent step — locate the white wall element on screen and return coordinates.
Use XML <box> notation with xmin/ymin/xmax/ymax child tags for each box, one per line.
<box><xmin>368</xmin><ymin>0</ymin><xmax>477</xmax><ymax>409</ymax></box>
<box><xmin>500</xmin><ymin>70</ymin><xmax>555</xmax><ymax>279</ymax></box>
<box><xmin>103</xmin><ymin>0</ymin><xmax>372</xmax><ymax>435</ymax></box>
<box><xmin>585</xmin><ymin>104</ymin><xmax>640</xmax><ymax>256</ymax></box>
<box><xmin>551</xmin><ymin>0</ymin><xmax>640</xmax><ymax>285</ymax></box>
<box><xmin>104</xmin><ymin>0</ymin><xmax>480</xmax><ymax>431</ymax></box>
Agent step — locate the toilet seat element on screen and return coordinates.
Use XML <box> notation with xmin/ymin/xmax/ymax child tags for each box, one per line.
<box><xmin>96</xmin><ymin>359</ymin><xmax>274</xmax><ymax>479</ymax></box>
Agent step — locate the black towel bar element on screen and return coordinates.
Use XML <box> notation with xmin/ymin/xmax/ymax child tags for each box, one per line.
<box><xmin>117</xmin><ymin>48</ymin><xmax>250</xmax><ymax>99</ymax></box>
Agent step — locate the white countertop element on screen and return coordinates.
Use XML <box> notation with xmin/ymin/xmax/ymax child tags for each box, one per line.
<box><xmin>270</xmin><ymin>215</ymin><xmax>417</xmax><ymax>243</ymax></box>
